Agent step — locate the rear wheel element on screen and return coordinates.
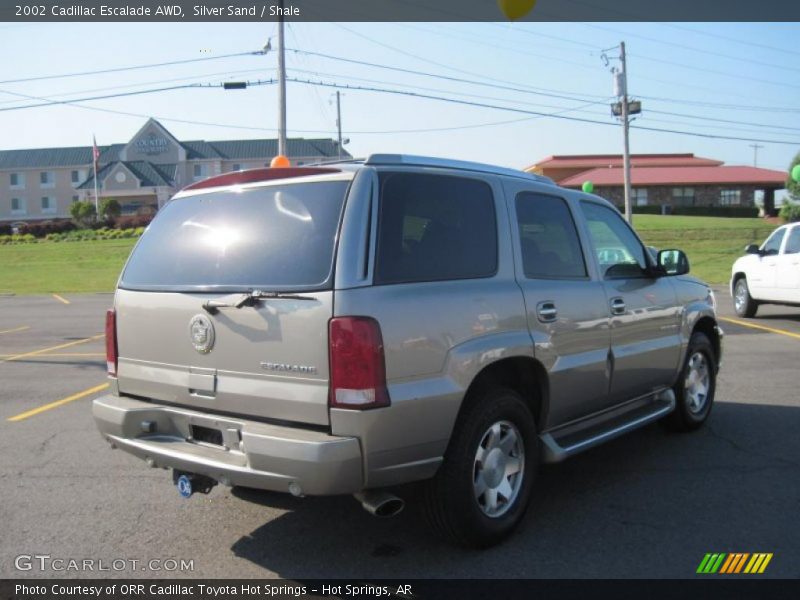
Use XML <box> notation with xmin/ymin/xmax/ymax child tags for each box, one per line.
<box><xmin>733</xmin><ymin>277</ymin><xmax>758</xmax><ymax>318</ymax></box>
<box><xmin>663</xmin><ymin>332</ymin><xmax>716</xmax><ymax>432</ymax></box>
<box><xmin>423</xmin><ymin>387</ymin><xmax>538</xmax><ymax>548</ymax></box>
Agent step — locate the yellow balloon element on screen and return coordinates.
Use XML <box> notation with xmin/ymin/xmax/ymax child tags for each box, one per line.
<box><xmin>497</xmin><ymin>0</ymin><xmax>537</xmax><ymax>21</ymax></box>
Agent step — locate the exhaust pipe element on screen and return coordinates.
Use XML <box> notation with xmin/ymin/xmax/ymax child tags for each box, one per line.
<box><xmin>354</xmin><ymin>491</ymin><xmax>404</xmax><ymax>518</ymax></box>
<box><xmin>173</xmin><ymin>470</ymin><xmax>217</xmax><ymax>498</ymax></box>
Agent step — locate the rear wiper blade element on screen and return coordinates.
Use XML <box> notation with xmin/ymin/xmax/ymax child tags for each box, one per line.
<box><xmin>202</xmin><ymin>290</ymin><xmax>315</xmax><ymax>314</ymax></box>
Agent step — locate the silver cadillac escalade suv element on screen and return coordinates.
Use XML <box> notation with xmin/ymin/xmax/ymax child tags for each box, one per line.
<box><xmin>93</xmin><ymin>154</ymin><xmax>722</xmax><ymax>547</ymax></box>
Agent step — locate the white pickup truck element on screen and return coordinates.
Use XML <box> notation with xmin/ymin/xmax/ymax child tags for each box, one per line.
<box><xmin>731</xmin><ymin>223</ymin><xmax>800</xmax><ymax>317</ymax></box>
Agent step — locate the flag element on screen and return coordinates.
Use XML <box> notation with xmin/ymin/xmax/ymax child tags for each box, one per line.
<box><xmin>92</xmin><ymin>135</ymin><xmax>100</xmax><ymax>167</ymax></box>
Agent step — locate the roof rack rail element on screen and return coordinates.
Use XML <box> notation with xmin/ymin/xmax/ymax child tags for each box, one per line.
<box><xmin>363</xmin><ymin>154</ymin><xmax>555</xmax><ymax>184</ymax></box>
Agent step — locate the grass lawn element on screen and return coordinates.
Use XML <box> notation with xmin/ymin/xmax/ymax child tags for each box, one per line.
<box><xmin>633</xmin><ymin>215</ymin><xmax>775</xmax><ymax>284</ymax></box>
<box><xmin>0</xmin><ymin>239</ymin><xmax>137</xmax><ymax>295</ymax></box>
<box><xmin>0</xmin><ymin>215</ymin><xmax>780</xmax><ymax>294</ymax></box>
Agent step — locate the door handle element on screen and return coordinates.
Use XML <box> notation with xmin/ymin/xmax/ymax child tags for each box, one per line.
<box><xmin>610</xmin><ymin>297</ymin><xmax>626</xmax><ymax>316</ymax></box>
<box><xmin>536</xmin><ymin>301</ymin><xmax>558</xmax><ymax>323</ymax></box>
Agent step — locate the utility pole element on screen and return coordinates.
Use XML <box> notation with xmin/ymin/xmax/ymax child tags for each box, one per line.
<box><xmin>749</xmin><ymin>143</ymin><xmax>763</xmax><ymax>167</ymax></box>
<box><xmin>335</xmin><ymin>91</ymin><xmax>343</xmax><ymax>159</ymax></box>
<box><xmin>619</xmin><ymin>41</ymin><xmax>633</xmax><ymax>224</ymax></box>
<box><xmin>277</xmin><ymin>3</ymin><xmax>287</xmax><ymax>157</ymax></box>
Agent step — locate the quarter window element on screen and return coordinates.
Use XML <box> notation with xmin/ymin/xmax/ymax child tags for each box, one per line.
<box><xmin>375</xmin><ymin>172</ymin><xmax>497</xmax><ymax>284</ymax></box>
<box><xmin>515</xmin><ymin>192</ymin><xmax>586</xmax><ymax>279</ymax></box>
<box><xmin>581</xmin><ymin>201</ymin><xmax>648</xmax><ymax>278</ymax></box>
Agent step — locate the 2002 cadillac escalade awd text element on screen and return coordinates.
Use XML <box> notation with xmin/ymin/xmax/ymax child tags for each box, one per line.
<box><xmin>93</xmin><ymin>154</ymin><xmax>722</xmax><ymax>547</ymax></box>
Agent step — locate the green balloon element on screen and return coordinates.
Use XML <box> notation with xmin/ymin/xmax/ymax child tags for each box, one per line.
<box><xmin>582</xmin><ymin>181</ymin><xmax>594</xmax><ymax>194</ymax></box>
<box><xmin>792</xmin><ymin>164</ymin><xmax>800</xmax><ymax>183</ymax></box>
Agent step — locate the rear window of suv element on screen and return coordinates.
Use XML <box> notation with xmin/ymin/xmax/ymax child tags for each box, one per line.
<box><xmin>374</xmin><ymin>172</ymin><xmax>497</xmax><ymax>284</ymax></box>
<box><xmin>120</xmin><ymin>180</ymin><xmax>349</xmax><ymax>292</ymax></box>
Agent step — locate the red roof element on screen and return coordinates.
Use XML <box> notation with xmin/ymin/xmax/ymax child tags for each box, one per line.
<box><xmin>559</xmin><ymin>166</ymin><xmax>788</xmax><ymax>188</ymax></box>
<box><xmin>528</xmin><ymin>153</ymin><xmax>723</xmax><ymax>171</ymax></box>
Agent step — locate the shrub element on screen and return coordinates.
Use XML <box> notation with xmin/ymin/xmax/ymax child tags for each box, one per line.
<box><xmin>17</xmin><ymin>220</ymin><xmax>76</xmax><ymax>237</ymax></box>
<box><xmin>70</xmin><ymin>201</ymin><xmax>97</xmax><ymax>227</ymax></box>
<box><xmin>99</xmin><ymin>198</ymin><xmax>122</xmax><ymax>220</ymax></box>
<box><xmin>780</xmin><ymin>202</ymin><xmax>800</xmax><ymax>223</ymax></box>
<box><xmin>0</xmin><ymin>224</ymin><xmax>11</xmax><ymax>236</ymax></box>
<box><xmin>631</xmin><ymin>205</ymin><xmax>759</xmax><ymax>218</ymax></box>
<box><xmin>114</xmin><ymin>214</ymin><xmax>154</xmax><ymax>230</ymax></box>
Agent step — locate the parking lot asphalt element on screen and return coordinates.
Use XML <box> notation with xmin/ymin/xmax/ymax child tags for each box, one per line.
<box><xmin>0</xmin><ymin>287</ymin><xmax>798</xmax><ymax>579</ymax></box>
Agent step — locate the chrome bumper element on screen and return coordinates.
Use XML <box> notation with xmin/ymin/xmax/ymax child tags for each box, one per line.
<box><xmin>93</xmin><ymin>395</ymin><xmax>363</xmax><ymax>496</ymax></box>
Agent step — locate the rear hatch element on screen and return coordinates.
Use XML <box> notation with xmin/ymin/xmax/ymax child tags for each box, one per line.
<box><xmin>114</xmin><ymin>174</ymin><xmax>352</xmax><ymax>426</ymax></box>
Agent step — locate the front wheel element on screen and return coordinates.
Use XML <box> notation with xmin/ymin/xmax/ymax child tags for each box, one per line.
<box><xmin>733</xmin><ymin>277</ymin><xmax>758</xmax><ymax>318</ymax></box>
<box><xmin>663</xmin><ymin>332</ymin><xmax>716</xmax><ymax>432</ymax></box>
<box><xmin>423</xmin><ymin>387</ymin><xmax>538</xmax><ymax>548</ymax></box>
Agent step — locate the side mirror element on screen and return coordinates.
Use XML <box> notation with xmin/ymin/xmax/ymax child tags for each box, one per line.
<box><xmin>657</xmin><ymin>249</ymin><xmax>690</xmax><ymax>276</ymax></box>
<box><xmin>745</xmin><ymin>244</ymin><xmax>761</xmax><ymax>255</ymax></box>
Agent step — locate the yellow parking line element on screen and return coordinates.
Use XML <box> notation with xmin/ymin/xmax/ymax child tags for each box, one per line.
<box><xmin>7</xmin><ymin>383</ymin><xmax>109</xmax><ymax>422</ymax></box>
<box><xmin>52</xmin><ymin>294</ymin><xmax>70</xmax><ymax>305</ymax></box>
<box><xmin>0</xmin><ymin>325</ymin><xmax>30</xmax><ymax>335</ymax></box>
<box><xmin>1</xmin><ymin>334</ymin><xmax>104</xmax><ymax>363</ymax></box>
<box><xmin>720</xmin><ymin>317</ymin><xmax>800</xmax><ymax>341</ymax></box>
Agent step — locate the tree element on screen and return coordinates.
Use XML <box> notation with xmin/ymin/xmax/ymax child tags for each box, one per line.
<box><xmin>787</xmin><ymin>151</ymin><xmax>800</xmax><ymax>202</ymax></box>
<box><xmin>99</xmin><ymin>198</ymin><xmax>121</xmax><ymax>220</ymax></box>
<box><xmin>69</xmin><ymin>200</ymin><xmax>97</xmax><ymax>227</ymax></box>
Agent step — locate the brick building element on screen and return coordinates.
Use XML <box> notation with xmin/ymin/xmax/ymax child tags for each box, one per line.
<box><xmin>525</xmin><ymin>154</ymin><xmax>787</xmax><ymax>213</ymax></box>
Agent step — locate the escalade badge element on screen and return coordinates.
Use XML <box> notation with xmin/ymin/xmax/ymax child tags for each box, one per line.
<box><xmin>189</xmin><ymin>314</ymin><xmax>215</xmax><ymax>354</ymax></box>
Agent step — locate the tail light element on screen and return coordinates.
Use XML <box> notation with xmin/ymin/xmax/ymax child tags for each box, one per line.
<box><xmin>105</xmin><ymin>309</ymin><xmax>118</xmax><ymax>377</ymax></box>
<box><xmin>329</xmin><ymin>317</ymin><xmax>390</xmax><ymax>409</ymax></box>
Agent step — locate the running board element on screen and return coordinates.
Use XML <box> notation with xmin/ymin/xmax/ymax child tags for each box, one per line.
<box><xmin>539</xmin><ymin>389</ymin><xmax>676</xmax><ymax>463</ymax></box>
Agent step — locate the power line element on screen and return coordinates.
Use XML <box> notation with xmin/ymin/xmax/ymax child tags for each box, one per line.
<box><xmin>377</xmin><ymin>22</ymin><xmax>798</xmax><ymax>101</ymax></box>
<box><xmin>583</xmin><ymin>23</ymin><xmax>800</xmax><ymax>74</ymax></box>
<box><xmin>0</xmin><ymin>84</ymin><xmax>218</xmax><ymax>112</ymax></box>
<box><xmin>286</xmin><ymin>48</ymin><xmax>606</xmax><ymax>104</ymax></box>
<box><xmin>271</xmin><ymin>76</ymin><xmax>800</xmax><ymax>146</ymax></box>
<box><xmin>0</xmin><ymin>67</ymin><xmax>273</xmax><ymax>106</ymax></box>
<box><xmin>628</xmin><ymin>51</ymin><xmax>800</xmax><ymax>91</ymax></box>
<box><xmin>663</xmin><ymin>23</ymin><xmax>800</xmax><ymax>58</ymax></box>
<box><xmin>0</xmin><ymin>50</ymin><xmax>265</xmax><ymax>86</ymax></box>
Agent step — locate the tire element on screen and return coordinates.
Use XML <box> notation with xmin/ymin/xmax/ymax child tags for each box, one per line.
<box><xmin>423</xmin><ymin>387</ymin><xmax>538</xmax><ymax>548</ymax></box>
<box><xmin>662</xmin><ymin>332</ymin><xmax>716</xmax><ymax>432</ymax></box>
<box><xmin>733</xmin><ymin>277</ymin><xmax>758</xmax><ymax>318</ymax></box>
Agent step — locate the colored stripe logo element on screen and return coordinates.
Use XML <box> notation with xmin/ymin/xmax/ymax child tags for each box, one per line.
<box><xmin>697</xmin><ymin>553</ymin><xmax>773</xmax><ymax>574</ymax></box>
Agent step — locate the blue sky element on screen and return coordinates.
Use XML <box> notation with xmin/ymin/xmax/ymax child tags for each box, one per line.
<box><xmin>1</xmin><ymin>21</ymin><xmax>798</xmax><ymax>177</ymax></box>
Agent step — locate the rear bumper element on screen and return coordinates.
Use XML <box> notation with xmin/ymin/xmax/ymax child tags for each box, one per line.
<box><xmin>93</xmin><ymin>395</ymin><xmax>363</xmax><ymax>496</ymax></box>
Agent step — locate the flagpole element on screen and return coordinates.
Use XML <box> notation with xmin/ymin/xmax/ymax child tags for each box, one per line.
<box><xmin>93</xmin><ymin>160</ymin><xmax>99</xmax><ymax>213</ymax></box>
<box><xmin>92</xmin><ymin>135</ymin><xmax>100</xmax><ymax>214</ymax></box>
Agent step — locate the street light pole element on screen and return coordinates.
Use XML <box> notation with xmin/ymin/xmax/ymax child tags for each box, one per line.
<box><xmin>277</xmin><ymin>4</ymin><xmax>287</xmax><ymax>157</ymax></box>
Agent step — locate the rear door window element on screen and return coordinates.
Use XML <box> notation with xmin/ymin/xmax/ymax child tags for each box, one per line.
<box><xmin>374</xmin><ymin>172</ymin><xmax>497</xmax><ymax>284</ymax></box>
<box><xmin>120</xmin><ymin>180</ymin><xmax>349</xmax><ymax>291</ymax></box>
<box><xmin>515</xmin><ymin>192</ymin><xmax>587</xmax><ymax>279</ymax></box>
